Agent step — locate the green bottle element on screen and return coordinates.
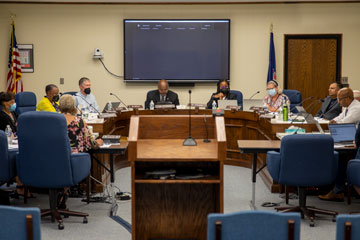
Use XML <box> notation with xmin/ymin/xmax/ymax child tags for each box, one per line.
<box><xmin>283</xmin><ymin>97</ymin><xmax>289</xmax><ymax>121</ymax></box>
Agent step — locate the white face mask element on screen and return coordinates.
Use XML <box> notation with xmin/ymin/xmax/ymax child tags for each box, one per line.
<box><xmin>268</xmin><ymin>88</ymin><xmax>277</xmax><ymax>97</ymax></box>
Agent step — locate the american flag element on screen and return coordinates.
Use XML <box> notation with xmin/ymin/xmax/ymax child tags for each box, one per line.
<box><xmin>267</xmin><ymin>29</ymin><xmax>276</xmax><ymax>83</ymax></box>
<box><xmin>6</xmin><ymin>22</ymin><xmax>23</xmax><ymax>93</ymax></box>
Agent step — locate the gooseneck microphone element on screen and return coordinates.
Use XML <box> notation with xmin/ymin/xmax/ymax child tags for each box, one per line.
<box><xmin>183</xmin><ymin>90</ymin><xmax>197</xmax><ymax>146</ymax></box>
<box><xmin>203</xmin><ymin>114</ymin><xmax>210</xmax><ymax>143</ymax></box>
<box><xmin>249</xmin><ymin>91</ymin><xmax>260</xmax><ymax>100</ymax></box>
<box><xmin>289</xmin><ymin>96</ymin><xmax>314</xmax><ymax>112</ymax></box>
<box><xmin>110</xmin><ymin>93</ymin><xmax>129</xmax><ymax>110</ymax></box>
<box><xmin>77</xmin><ymin>94</ymin><xmax>102</xmax><ymax>116</ymax></box>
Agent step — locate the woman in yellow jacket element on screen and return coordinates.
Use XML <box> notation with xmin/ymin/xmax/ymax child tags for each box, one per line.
<box><xmin>36</xmin><ymin>84</ymin><xmax>61</xmax><ymax>112</ymax></box>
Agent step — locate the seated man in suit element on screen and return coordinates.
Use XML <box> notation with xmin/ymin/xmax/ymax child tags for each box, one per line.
<box><xmin>36</xmin><ymin>84</ymin><xmax>60</xmax><ymax>113</ymax></box>
<box><xmin>144</xmin><ymin>79</ymin><xmax>180</xmax><ymax>109</ymax></box>
<box><xmin>330</xmin><ymin>88</ymin><xmax>360</xmax><ymax>125</ymax></box>
<box><xmin>316</xmin><ymin>82</ymin><xmax>342</xmax><ymax>120</ymax></box>
<box><xmin>206</xmin><ymin>79</ymin><xmax>237</xmax><ymax>109</ymax></box>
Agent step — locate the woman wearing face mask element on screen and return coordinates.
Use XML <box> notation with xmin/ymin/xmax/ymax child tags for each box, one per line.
<box><xmin>36</xmin><ymin>84</ymin><xmax>61</xmax><ymax>112</ymax></box>
<box><xmin>0</xmin><ymin>92</ymin><xmax>18</xmax><ymax>133</ymax></box>
<box><xmin>206</xmin><ymin>79</ymin><xmax>237</xmax><ymax>109</ymax></box>
<box><xmin>264</xmin><ymin>80</ymin><xmax>290</xmax><ymax>112</ymax></box>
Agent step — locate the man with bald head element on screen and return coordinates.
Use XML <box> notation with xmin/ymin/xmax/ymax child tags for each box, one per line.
<box><xmin>330</xmin><ymin>88</ymin><xmax>360</xmax><ymax>125</ymax></box>
<box><xmin>144</xmin><ymin>79</ymin><xmax>180</xmax><ymax>109</ymax></box>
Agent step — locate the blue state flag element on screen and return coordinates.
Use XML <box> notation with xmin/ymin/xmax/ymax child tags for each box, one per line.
<box><xmin>267</xmin><ymin>31</ymin><xmax>276</xmax><ymax>83</ymax></box>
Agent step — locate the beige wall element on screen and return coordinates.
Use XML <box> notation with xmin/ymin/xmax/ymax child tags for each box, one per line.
<box><xmin>1</xmin><ymin>3</ymin><xmax>360</xmax><ymax>109</ymax></box>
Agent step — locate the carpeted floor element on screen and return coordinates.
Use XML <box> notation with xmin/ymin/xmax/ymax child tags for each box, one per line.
<box><xmin>7</xmin><ymin>165</ymin><xmax>360</xmax><ymax>240</ymax></box>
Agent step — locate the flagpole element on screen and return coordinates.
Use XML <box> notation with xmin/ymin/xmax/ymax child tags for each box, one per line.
<box><xmin>270</xmin><ymin>23</ymin><xmax>273</xmax><ymax>32</ymax></box>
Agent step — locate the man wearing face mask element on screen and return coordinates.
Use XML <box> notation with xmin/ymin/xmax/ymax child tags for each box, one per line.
<box><xmin>75</xmin><ymin>77</ymin><xmax>100</xmax><ymax>113</ymax></box>
<box><xmin>206</xmin><ymin>79</ymin><xmax>237</xmax><ymax>109</ymax></box>
<box><xmin>36</xmin><ymin>84</ymin><xmax>61</xmax><ymax>112</ymax></box>
<box><xmin>263</xmin><ymin>80</ymin><xmax>290</xmax><ymax>112</ymax></box>
<box><xmin>0</xmin><ymin>91</ymin><xmax>18</xmax><ymax>133</ymax></box>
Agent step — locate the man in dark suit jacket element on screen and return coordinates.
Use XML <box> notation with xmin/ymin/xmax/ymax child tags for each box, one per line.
<box><xmin>145</xmin><ymin>79</ymin><xmax>180</xmax><ymax>109</ymax></box>
<box><xmin>316</xmin><ymin>82</ymin><xmax>342</xmax><ymax>120</ymax></box>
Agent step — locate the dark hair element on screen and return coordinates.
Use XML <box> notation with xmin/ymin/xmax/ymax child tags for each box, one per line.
<box><xmin>79</xmin><ymin>77</ymin><xmax>90</xmax><ymax>86</ymax></box>
<box><xmin>0</xmin><ymin>92</ymin><xmax>15</xmax><ymax>105</ymax></box>
<box><xmin>217</xmin><ymin>79</ymin><xmax>230</xmax><ymax>92</ymax></box>
<box><xmin>331</xmin><ymin>82</ymin><xmax>342</xmax><ymax>89</ymax></box>
<box><xmin>45</xmin><ymin>84</ymin><xmax>58</xmax><ymax>94</ymax></box>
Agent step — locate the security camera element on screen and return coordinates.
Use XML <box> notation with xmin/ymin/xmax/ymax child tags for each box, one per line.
<box><xmin>93</xmin><ymin>48</ymin><xmax>104</xmax><ymax>59</ymax></box>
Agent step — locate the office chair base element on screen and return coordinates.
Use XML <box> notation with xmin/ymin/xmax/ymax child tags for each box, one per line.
<box><xmin>41</xmin><ymin>189</ymin><xmax>89</xmax><ymax>229</ymax></box>
<box><xmin>275</xmin><ymin>206</ymin><xmax>337</xmax><ymax>227</ymax></box>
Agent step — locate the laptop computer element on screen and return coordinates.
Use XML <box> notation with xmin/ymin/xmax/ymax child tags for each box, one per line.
<box><xmin>218</xmin><ymin>100</ymin><xmax>238</xmax><ymax>110</ymax></box>
<box><xmin>329</xmin><ymin>123</ymin><xmax>357</xmax><ymax>146</ymax></box>
<box><xmin>295</xmin><ymin>106</ymin><xmax>325</xmax><ymax>133</ymax></box>
<box><xmin>102</xmin><ymin>102</ymin><xmax>120</xmax><ymax>113</ymax></box>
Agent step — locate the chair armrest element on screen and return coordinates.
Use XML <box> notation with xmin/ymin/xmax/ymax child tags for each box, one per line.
<box><xmin>347</xmin><ymin>159</ymin><xmax>360</xmax><ymax>187</ymax></box>
<box><xmin>70</xmin><ymin>153</ymin><xmax>91</xmax><ymax>184</ymax></box>
<box><xmin>266</xmin><ymin>151</ymin><xmax>281</xmax><ymax>182</ymax></box>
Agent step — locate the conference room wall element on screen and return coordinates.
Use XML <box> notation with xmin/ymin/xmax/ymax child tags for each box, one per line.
<box><xmin>0</xmin><ymin>3</ymin><xmax>359</xmax><ymax>110</ymax></box>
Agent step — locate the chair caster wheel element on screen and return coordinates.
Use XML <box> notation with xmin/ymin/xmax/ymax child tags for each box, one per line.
<box><xmin>58</xmin><ymin>223</ymin><xmax>64</xmax><ymax>230</ymax></box>
<box><xmin>332</xmin><ymin>218</ymin><xmax>336</xmax><ymax>222</ymax></box>
<box><xmin>63</xmin><ymin>214</ymin><xmax>69</xmax><ymax>218</ymax></box>
<box><xmin>310</xmin><ymin>222</ymin><xmax>315</xmax><ymax>227</ymax></box>
<box><xmin>83</xmin><ymin>217</ymin><xmax>88</xmax><ymax>224</ymax></box>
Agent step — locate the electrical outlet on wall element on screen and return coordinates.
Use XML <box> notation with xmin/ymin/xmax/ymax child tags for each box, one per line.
<box><xmin>60</xmin><ymin>78</ymin><xmax>64</xmax><ymax>84</ymax></box>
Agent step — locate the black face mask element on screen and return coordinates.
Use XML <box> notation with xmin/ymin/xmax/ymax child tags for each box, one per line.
<box><xmin>84</xmin><ymin>88</ymin><xmax>91</xmax><ymax>95</ymax></box>
<box><xmin>220</xmin><ymin>88</ymin><xmax>229</xmax><ymax>95</ymax></box>
<box><xmin>52</xmin><ymin>95</ymin><xmax>60</xmax><ymax>102</ymax></box>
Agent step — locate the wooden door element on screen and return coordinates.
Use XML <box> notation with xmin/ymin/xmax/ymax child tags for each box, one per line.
<box><xmin>284</xmin><ymin>34</ymin><xmax>342</xmax><ymax>114</ymax></box>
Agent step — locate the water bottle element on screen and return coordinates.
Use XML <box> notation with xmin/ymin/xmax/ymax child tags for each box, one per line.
<box><xmin>5</xmin><ymin>125</ymin><xmax>12</xmax><ymax>145</ymax></box>
<box><xmin>82</xmin><ymin>107</ymin><xmax>89</xmax><ymax>119</ymax></box>
<box><xmin>149</xmin><ymin>100</ymin><xmax>155</xmax><ymax>110</ymax></box>
<box><xmin>107</xmin><ymin>101</ymin><xmax>112</xmax><ymax>111</ymax></box>
<box><xmin>283</xmin><ymin>98</ymin><xmax>289</xmax><ymax>122</ymax></box>
<box><xmin>212</xmin><ymin>100</ymin><xmax>217</xmax><ymax>110</ymax></box>
<box><xmin>277</xmin><ymin>107</ymin><xmax>283</xmax><ymax>121</ymax></box>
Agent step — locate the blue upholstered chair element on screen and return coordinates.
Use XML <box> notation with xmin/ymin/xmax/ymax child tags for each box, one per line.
<box><xmin>208</xmin><ymin>210</ymin><xmax>301</xmax><ymax>240</ymax></box>
<box><xmin>0</xmin><ymin>206</ymin><xmax>41</xmax><ymax>240</ymax></box>
<box><xmin>0</xmin><ymin>130</ymin><xmax>17</xmax><ymax>184</ymax></box>
<box><xmin>62</xmin><ymin>91</ymin><xmax>77</xmax><ymax>96</ymax></box>
<box><xmin>230</xmin><ymin>90</ymin><xmax>243</xmax><ymax>107</ymax></box>
<box><xmin>336</xmin><ymin>214</ymin><xmax>360</xmax><ymax>240</ymax></box>
<box><xmin>15</xmin><ymin>91</ymin><xmax>37</xmax><ymax>115</ymax></box>
<box><xmin>347</xmin><ymin>159</ymin><xmax>360</xmax><ymax>204</ymax></box>
<box><xmin>283</xmin><ymin>89</ymin><xmax>302</xmax><ymax>113</ymax></box>
<box><xmin>16</xmin><ymin>111</ymin><xmax>91</xmax><ymax>230</ymax></box>
<box><xmin>266</xmin><ymin>134</ymin><xmax>339</xmax><ymax>227</ymax></box>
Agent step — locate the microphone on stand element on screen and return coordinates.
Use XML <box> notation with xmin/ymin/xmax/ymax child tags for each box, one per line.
<box><xmin>249</xmin><ymin>91</ymin><xmax>260</xmax><ymax>99</ymax></box>
<box><xmin>203</xmin><ymin>114</ymin><xmax>210</xmax><ymax>143</ymax></box>
<box><xmin>289</xmin><ymin>96</ymin><xmax>314</xmax><ymax>112</ymax></box>
<box><xmin>110</xmin><ymin>93</ymin><xmax>129</xmax><ymax>110</ymax></box>
<box><xmin>183</xmin><ymin>90</ymin><xmax>197</xmax><ymax>146</ymax></box>
<box><xmin>76</xmin><ymin>94</ymin><xmax>102</xmax><ymax>117</ymax></box>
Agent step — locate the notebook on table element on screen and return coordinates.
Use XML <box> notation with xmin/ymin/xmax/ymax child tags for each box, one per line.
<box><xmin>329</xmin><ymin>123</ymin><xmax>357</xmax><ymax>147</ymax></box>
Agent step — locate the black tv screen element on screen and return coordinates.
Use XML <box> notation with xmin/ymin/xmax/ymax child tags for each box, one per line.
<box><xmin>124</xmin><ymin>19</ymin><xmax>230</xmax><ymax>83</ymax></box>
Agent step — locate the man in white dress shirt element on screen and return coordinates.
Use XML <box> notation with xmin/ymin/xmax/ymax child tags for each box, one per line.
<box><xmin>330</xmin><ymin>88</ymin><xmax>360</xmax><ymax>125</ymax></box>
<box><xmin>75</xmin><ymin>77</ymin><xmax>100</xmax><ymax>113</ymax></box>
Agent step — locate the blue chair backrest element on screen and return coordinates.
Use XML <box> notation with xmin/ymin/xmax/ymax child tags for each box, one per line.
<box><xmin>208</xmin><ymin>210</ymin><xmax>301</xmax><ymax>240</ymax></box>
<box><xmin>16</xmin><ymin>111</ymin><xmax>74</xmax><ymax>188</ymax></box>
<box><xmin>230</xmin><ymin>90</ymin><xmax>243</xmax><ymax>106</ymax></box>
<box><xmin>283</xmin><ymin>89</ymin><xmax>302</xmax><ymax>113</ymax></box>
<box><xmin>279</xmin><ymin>134</ymin><xmax>337</xmax><ymax>186</ymax></box>
<box><xmin>347</xmin><ymin>159</ymin><xmax>360</xmax><ymax>187</ymax></box>
<box><xmin>62</xmin><ymin>91</ymin><xmax>77</xmax><ymax>96</ymax></box>
<box><xmin>336</xmin><ymin>214</ymin><xmax>360</xmax><ymax>240</ymax></box>
<box><xmin>0</xmin><ymin>130</ymin><xmax>16</xmax><ymax>182</ymax></box>
<box><xmin>0</xmin><ymin>206</ymin><xmax>41</xmax><ymax>240</ymax></box>
<box><xmin>15</xmin><ymin>92</ymin><xmax>37</xmax><ymax>115</ymax></box>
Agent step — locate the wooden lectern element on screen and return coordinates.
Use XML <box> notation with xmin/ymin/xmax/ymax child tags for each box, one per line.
<box><xmin>128</xmin><ymin>115</ymin><xmax>226</xmax><ymax>240</ymax></box>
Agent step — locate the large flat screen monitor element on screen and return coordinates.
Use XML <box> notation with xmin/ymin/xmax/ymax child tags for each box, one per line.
<box><xmin>124</xmin><ymin>19</ymin><xmax>230</xmax><ymax>83</ymax></box>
